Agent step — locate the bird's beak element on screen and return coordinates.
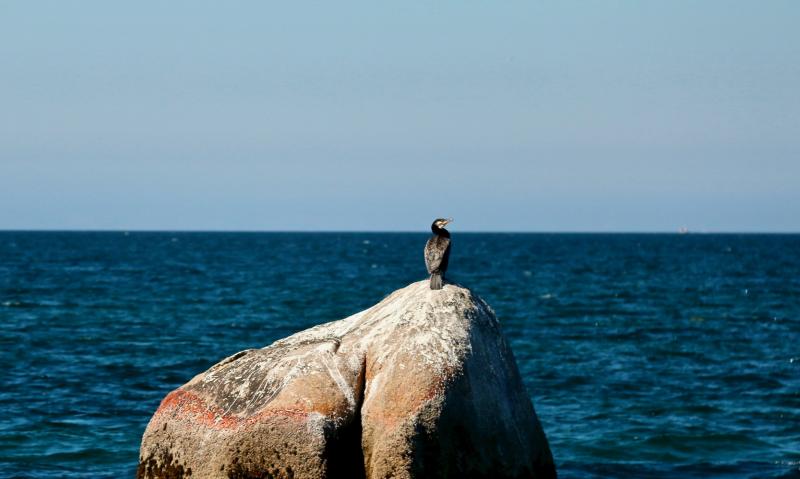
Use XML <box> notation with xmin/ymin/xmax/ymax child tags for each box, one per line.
<box><xmin>444</xmin><ymin>218</ymin><xmax>453</xmax><ymax>226</ymax></box>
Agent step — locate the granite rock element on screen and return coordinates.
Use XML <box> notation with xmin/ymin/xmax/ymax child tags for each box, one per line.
<box><xmin>137</xmin><ymin>281</ymin><xmax>556</xmax><ymax>479</ymax></box>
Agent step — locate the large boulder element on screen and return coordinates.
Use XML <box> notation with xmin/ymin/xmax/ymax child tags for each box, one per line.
<box><xmin>138</xmin><ymin>281</ymin><xmax>556</xmax><ymax>479</ymax></box>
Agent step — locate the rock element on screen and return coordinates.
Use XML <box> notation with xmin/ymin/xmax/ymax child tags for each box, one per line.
<box><xmin>137</xmin><ymin>281</ymin><xmax>556</xmax><ymax>479</ymax></box>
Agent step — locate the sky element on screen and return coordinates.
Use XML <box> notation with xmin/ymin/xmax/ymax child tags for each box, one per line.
<box><xmin>1</xmin><ymin>1</ymin><xmax>798</xmax><ymax>232</ymax></box>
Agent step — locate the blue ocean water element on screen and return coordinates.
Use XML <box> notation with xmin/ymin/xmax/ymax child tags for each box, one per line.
<box><xmin>0</xmin><ymin>232</ymin><xmax>798</xmax><ymax>479</ymax></box>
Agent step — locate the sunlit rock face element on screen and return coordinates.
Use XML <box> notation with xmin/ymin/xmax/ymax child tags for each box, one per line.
<box><xmin>137</xmin><ymin>281</ymin><xmax>556</xmax><ymax>479</ymax></box>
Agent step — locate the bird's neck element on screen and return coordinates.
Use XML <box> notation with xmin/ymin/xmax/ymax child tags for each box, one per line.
<box><xmin>431</xmin><ymin>227</ymin><xmax>450</xmax><ymax>238</ymax></box>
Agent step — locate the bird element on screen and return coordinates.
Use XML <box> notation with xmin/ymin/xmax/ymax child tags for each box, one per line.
<box><xmin>424</xmin><ymin>218</ymin><xmax>452</xmax><ymax>290</ymax></box>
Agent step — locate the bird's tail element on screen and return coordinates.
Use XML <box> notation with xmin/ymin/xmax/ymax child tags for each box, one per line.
<box><xmin>430</xmin><ymin>273</ymin><xmax>443</xmax><ymax>290</ymax></box>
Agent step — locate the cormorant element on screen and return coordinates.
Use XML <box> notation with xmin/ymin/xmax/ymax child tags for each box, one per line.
<box><xmin>424</xmin><ymin>218</ymin><xmax>452</xmax><ymax>290</ymax></box>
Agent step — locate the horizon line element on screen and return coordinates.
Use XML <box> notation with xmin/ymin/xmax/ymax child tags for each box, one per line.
<box><xmin>1</xmin><ymin>228</ymin><xmax>798</xmax><ymax>235</ymax></box>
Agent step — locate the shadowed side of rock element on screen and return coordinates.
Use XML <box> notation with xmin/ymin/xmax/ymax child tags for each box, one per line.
<box><xmin>138</xmin><ymin>281</ymin><xmax>556</xmax><ymax>479</ymax></box>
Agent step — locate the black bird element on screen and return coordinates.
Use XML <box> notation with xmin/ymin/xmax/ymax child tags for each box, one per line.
<box><xmin>424</xmin><ymin>218</ymin><xmax>452</xmax><ymax>290</ymax></box>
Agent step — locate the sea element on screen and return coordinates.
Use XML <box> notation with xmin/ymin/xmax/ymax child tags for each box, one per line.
<box><xmin>0</xmin><ymin>232</ymin><xmax>798</xmax><ymax>478</ymax></box>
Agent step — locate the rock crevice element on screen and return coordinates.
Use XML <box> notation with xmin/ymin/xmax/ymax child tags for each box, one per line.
<box><xmin>138</xmin><ymin>281</ymin><xmax>556</xmax><ymax>479</ymax></box>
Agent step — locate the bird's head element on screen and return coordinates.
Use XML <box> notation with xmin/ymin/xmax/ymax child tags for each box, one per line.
<box><xmin>431</xmin><ymin>218</ymin><xmax>453</xmax><ymax>233</ymax></box>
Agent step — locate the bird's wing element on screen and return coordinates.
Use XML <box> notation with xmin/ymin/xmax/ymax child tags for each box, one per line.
<box><xmin>424</xmin><ymin>237</ymin><xmax>450</xmax><ymax>273</ymax></box>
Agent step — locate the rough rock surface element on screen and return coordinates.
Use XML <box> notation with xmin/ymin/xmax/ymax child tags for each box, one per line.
<box><xmin>138</xmin><ymin>281</ymin><xmax>556</xmax><ymax>479</ymax></box>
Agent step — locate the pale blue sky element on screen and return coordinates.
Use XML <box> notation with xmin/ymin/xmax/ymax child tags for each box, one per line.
<box><xmin>1</xmin><ymin>1</ymin><xmax>798</xmax><ymax>231</ymax></box>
